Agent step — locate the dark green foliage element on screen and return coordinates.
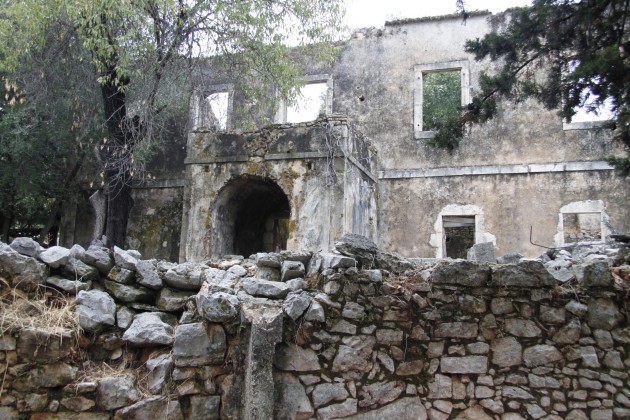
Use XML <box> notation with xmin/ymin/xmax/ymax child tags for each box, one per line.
<box><xmin>423</xmin><ymin>71</ymin><xmax>461</xmax><ymax>131</ymax></box>
<box><xmin>439</xmin><ymin>0</ymin><xmax>630</xmax><ymax>172</ymax></box>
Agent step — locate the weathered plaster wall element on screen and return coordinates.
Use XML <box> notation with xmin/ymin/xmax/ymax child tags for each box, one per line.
<box><xmin>180</xmin><ymin>118</ymin><xmax>378</xmax><ymax>262</ymax></box>
<box><xmin>1</xmin><ymin>237</ymin><xmax>629</xmax><ymax>419</ymax></box>
<box><xmin>378</xmin><ymin>171</ymin><xmax>629</xmax><ymax>258</ymax></box>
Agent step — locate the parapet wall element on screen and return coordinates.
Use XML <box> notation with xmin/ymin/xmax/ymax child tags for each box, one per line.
<box><xmin>0</xmin><ymin>236</ymin><xmax>629</xmax><ymax>419</ymax></box>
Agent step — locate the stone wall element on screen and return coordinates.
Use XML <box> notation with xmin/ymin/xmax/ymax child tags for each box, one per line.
<box><xmin>1</xmin><ymin>236</ymin><xmax>629</xmax><ymax>419</ymax></box>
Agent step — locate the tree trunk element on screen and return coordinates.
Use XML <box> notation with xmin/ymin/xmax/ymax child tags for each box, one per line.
<box><xmin>99</xmin><ymin>65</ymin><xmax>135</xmax><ymax>249</ymax></box>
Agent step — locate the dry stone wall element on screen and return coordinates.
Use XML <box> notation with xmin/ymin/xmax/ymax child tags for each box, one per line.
<box><xmin>0</xmin><ymin>235</ymin><xmax>629</xmax><ymax>419</ymax></box>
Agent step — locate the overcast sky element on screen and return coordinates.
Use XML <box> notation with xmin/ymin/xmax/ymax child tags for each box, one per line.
<box><xmin>344</xmin><ymin>0</ymin><xmax>532</xmax><ymax>29</ymax></box>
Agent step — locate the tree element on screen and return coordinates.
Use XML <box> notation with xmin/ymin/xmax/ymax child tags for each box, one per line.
<box><xmin>0</xmin><ymin>0</ymin><xmax>344</xmax><ymax>248</ymax></box>
<box><xmin>435</xmin><ymin>0</ymin><xmax>630</xmax><ymax>171</ymax></box>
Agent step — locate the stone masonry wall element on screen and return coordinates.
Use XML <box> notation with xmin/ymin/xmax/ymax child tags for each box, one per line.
<box><xmin>0</xmin><ymin>236</ymin><xmax>629</xmax><ymax>419</ymax></box>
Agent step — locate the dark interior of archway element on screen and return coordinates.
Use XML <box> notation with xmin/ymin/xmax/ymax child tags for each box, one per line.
<box><xmin>232</xmin><ymin>179</ymin><xmax>290</xmax><ymax>257</ymax></box>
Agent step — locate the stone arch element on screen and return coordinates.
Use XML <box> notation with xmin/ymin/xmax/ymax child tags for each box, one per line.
<box><xmin>210</xmin><ymin>175</ymin><xmax>291</xmax><ymax>258</ymax></box>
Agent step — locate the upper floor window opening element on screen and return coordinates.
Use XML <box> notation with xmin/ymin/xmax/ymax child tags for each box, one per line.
<box><xmin>414</xmin><ymin>60</ymin><xmax>470</xmax><ymax>139</ymax></box>
<box><xmin>275</xmin><ymin>74</ymin><xmax>333</xmax><ymax>124</ymax></box>
<box><xmin>192</xmin><ymin>84</ymin><xmax>233</xmax><ymax>132</ymax></box>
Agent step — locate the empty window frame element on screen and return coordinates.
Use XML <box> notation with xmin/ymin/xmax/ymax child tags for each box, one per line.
<box><xmin>555</xmin><ymin>200</ymin><xmax>610</xmax><ymax>246</ymax></box>
<box><xmin>443</xmin><ymin>215</ymin><xmax>476</xmax><ymax>259</ymax></box>
<box><xmin>193</xmin><ymin>84</ymin><xmax>233</xmax><ymax>131</ymax></box>
<box><xmin>562</xmin><ymin>61</ymin><xmax>614</xmax><ymax>130</ymax></box>
<box><xmin>414</xmin><ymin>61</ymin><xmax>470</xmax><ymax>139</ymax></box>
<box><xmin>276</xmin><ymin>75</ymin><xmax>332</xmax><ymax>124</ymax></box>
<box><xmin>562</xmin><ymin>212</ymin><xmax>602</xmax><ymax>244</ymax></box>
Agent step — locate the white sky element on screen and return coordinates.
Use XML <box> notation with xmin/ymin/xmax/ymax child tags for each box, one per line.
<box><xmin>344</xmin><ymin>0</ymin><xmax>532</xmax><ymax>29</ymax></box>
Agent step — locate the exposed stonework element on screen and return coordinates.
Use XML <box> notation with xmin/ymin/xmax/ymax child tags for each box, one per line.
<box><xmin>1</xmin><ymin>236</ymin><xmax>630</xmax><ymax>419</ymax></box>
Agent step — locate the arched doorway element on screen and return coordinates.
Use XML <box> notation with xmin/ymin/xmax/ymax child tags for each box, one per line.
<box><xmin>211</xmin><ymin>176</ymin><xmax>290</xmax><ymax>258</ymax></box>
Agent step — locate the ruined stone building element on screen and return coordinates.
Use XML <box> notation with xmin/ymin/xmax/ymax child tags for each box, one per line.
<box><xmin>60</xmin><ymin>11</ymin><xmax>630</xmax><ymax>262</ymax></box>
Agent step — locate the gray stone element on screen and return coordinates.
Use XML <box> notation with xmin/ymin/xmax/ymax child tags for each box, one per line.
<box><xmin>281</xmin><ymin>260</ymin><xmax>305</xmax><ymax>281</ymax></box>
<box><xmin>9</xmin><ymin>236</ymin><xmax>43</xmax><ymax>257</ymax></box>
<box><xmin>492</xmin><ymin>336</ymin><xmax>522</xmax><ymax>367</ymax></box>
<box><xmin>376</xmin><ymin>328</ymin><xmax>404</xmax><ymax>344</ymax></box>
<box><xmin>334</xmin><ymin>233</ymin><xmax>378</xmax><ymax>268</ymax></box>
<box><xmin>441</xmin><ymin>356</ymin><xmax>487</xmax><ymax>374</ymax></box>
<box><xmin>135</xmin><ymin>260</ymin><xmax>163</xmax><ymax>289</ymax></box>
<box><xmin>0</xmin><ymin>242</ymin><xmax>48</xmax><ymax>290</ymax></box>
<box><xmin>579</xmin><ymin>345</ymin><xmax>600</xmax><ymax>368</ymax></box>
<box><xmin>116</xmin><ymin>306</ymin><xmax>135</xmax><ymax>329</ymax></box>
<box><xmin>342</xmin><ymin>301</ymin><xmax>366</xmax><ymax>320</ymax></box>
<box><xmin>241</xmin><ymin>277</ymin><xmax>291</xmax><ymax>298</ymax></box>
<box><xmin>552</xmin><ymin>319</ymin><xmax>581</xmax><ymax>344</ymax></box>
<box><xmin>396</xmin><ymin>360</ymin><xmax>424</xmax><ymax>376</ymax></box>
<box><xmin>434</xmin><ymin>322</ymin><xmax>478</xmax><ymax>338</ymax></box>
<box><xmin>579</xmin><ymin>261</ymin><xmax>613</xmax><ymax>287</ymax></box>
<box><xmin>15</xmin><ymin>362</ymin><xmax>77</xmax><ymax>389</ymax></box>
<box><xmin>316</xmin><ymin>398</ymin><xmax>358</xmax><ymax>420</ymax></box>
<box><xmin>16</xmin><ymin>328</ymin><xmax>73</xmax><ymax>362</ymax></box>
<box><xmin>273</xmin><ymin>372</ymin><xmax>314</xmax><ymax>420</ymax></box>
<box><xmin>431</xmin><ymin>260</ymin><xmax>491</xmax><ymax>287</ymax></box>
<box><xmin>467</xmin><ymin>242</ymin><xmax>496</xmax><ymax>263</ymax></box>
<box><xmin>274</xmin><ymin>344</ymin><xmax>320</xmax><ymax>371</ymax></box>
<box><xmin>0</xmin><ymin>335</ymin><xmax>16</xmax><ymax>350</ymax></box>
<box><xmin>196</xmin><ymin>291</ymin><xmax>240</xmax><ymax>322</ymax></box>
<box><xmin>173</xmin><ymin>322</ymin><xmax>226</xmax><ymax>366</ymax></box>
<box><xmin>61</xmin><ymin>396</ymin><xmax>96</xmax><ymax>412</ymax></box>
<box><xmin>156</xmin><ymin>288</ymin><xmax>194</xmax><ymax>312</ymax></box>
<box><xmin>332</xmin><ymin>336</ymin><xmax>376</xmax><ymax>378</ymax></box>
<box><xmin>602</xmin><ymin>351</ymin><xmax>624</xmax><ymax>369</ymax></box>
<box><xmin>304</xmin><ymin>300</ymin><xmax>325</xmax><ymax>322</ymax></box>
<box><xmin>104</xmin><ymin>280</ymin><xmax>154</xmax><ymax>303</ymax></box>
<box><xmin>359</xmin><ymin>381</ymin><xmax>405</xmax><ymax>407</ymax></box>
<box><xmin>280</xmin><ymin>250</ymin><xmax>312</xmax><ymax>263</ymax></box>
<box><xmin>321</xmin><ymin>252</ymin><xmax>357</xmax><ymax>269</ymax></box>
<box><xmin>612</xmin><ymin>326</ymin><xmax>630</xmax><ymax>343</ymax></box>
<box><xmin>502</xmin><ymin>386</ymin><xmax>534</xmax><ymax>399</ymax></box>
<box><xmin>540</xmin><ymin>306</ymin><xmax>566</xmax><ymax>323</ymax></box>
<box><xmin>122</xmin><ymin>312</ymin><xmax>174</xmax><ymax>346</ymax></box>
<box><xmin>189</xmin><ymin>395</ymin><xmax>220</xmax><ymax>420</ymax></box>
<box><xmin>255</xmin><ymin>265</ymin><xmax>281</xmax><ymax>281</ymax></box>
<box><xmin>331</xmin><ymin>319</ymin><xmax>357</xmax><ymax>334</ymax></box>
<box><xmin>40</xmin><ymin>245</ymin><xmax>70</xmax><ymax>268</ymax></box>
<box><xmin>312</xmin><ymin>382</ymin><xmax>349</xmax><ymax>408</ymax></box>
<box><xmin>227</xmin><ymin>264</ymin><xmax>248</xmax><ymax>277</ymax></box>
<box><xmin>428</xmin><ymin>374</ymin><xmax>452</xmax><ymax>399</ymax></box>
<box><xmin>97</xmin><ymin>374</ymin><xmax>141</xmax><ymax>410</ymax></box>
<box><xmin>46</xmin><ymin>275</ymin><xmax>90</xmax><ymax>294</ymax></box>
<box><xmin>497</xmin><ymin>252</ymin><xmax>523</xmax><ymax>264</ymax></box>
<box><xmin>256</xmin><ymin>252</ymin><xmax>282</xmax><ymax>268</ymax></box>
<box><xmin>504</xmin><ymin>318</ymin><xmax>542</xmax><ymax>337</ymax></box>
<box><xmin>491</xmin><ymin>260</ymin><xmax>556</xmax><ymax>287</ymax></box>
<box><xmin>62</xmin><ymin>257</ymin><xmax>100</xmax><ymax>282</ymax></box>
<box><xmin>113</xmin><ymin>246</ymin><xmax>138</xmax><ymax>271</ymax></box>
<box><xmin>107</xmin><ymin>265</ymin><xmax>135</xmax><ymax>284</ymax></box>
<box><xmin>164</xmin><ymin>263</ymin><xmax>204</xmax><ymax>290</ymax></box>
<box><xmin>146</xmin><ymin>354</ymin><xmax>174</xmax><ymax>394</ymax></box>
<box><xmin>113</xmin><ymin>396</ymin><xmax>182</xmax><ymax>420</ymax></box>
<box><xmin>282</xmin><ymin>292</ymin><xmax>311</xmax><ymax>320</ymax></box>
<box><xmin>545</xmin><ymin>259</ymin><xmax>575</xmax><ymax>282</ymax></box>
<box><xmin>286</xmin><ymin>277</ymin><xmax>308</xmax><ymax>290</ymax></box>
<box><xmin>377</xmin><ymin>351</ymin><xmax>395</xmax><ymax>373</ymax></box>
<box><xmin>490</xmin><ymin>297</ymin><xmax>513</xmax><ymax>315</ymax></box>
<box><xmin>565</xmin><ymin>300</ymin><xmax>588</xmax><ymax>317</ymax></box>
<box><xmin>374</xmin><ymin>250</ymin><xmax>414</xmax><ymax>273</ymax></box>
<box><xmin>588</xmin><ymin>298</ymin><xmax>623</xmax><ymax>330</ymax></box>
<box><xmin>523</xmin><ymin>344</ymin><xmax>562</xmax><ymax>367</ymax></box>
<box><xmin>76</xmin><ymin>290</ymin><xmax>116</xmax><ymax>332</ymax></box>
<box><xmin>593</xmin><ymin>329</ymin><xmax>614</xmax><ymax>348</ymax></box>
<box><xmin>82</xmin><ymin>245</ymin><xmax>114</xmax><ymax>275</ymax></box>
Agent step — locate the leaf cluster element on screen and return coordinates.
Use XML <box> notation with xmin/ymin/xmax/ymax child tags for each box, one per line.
<box><xmin>434</xmin><ymin>0</ymin><xmax>630</xmax><ymax>169</ymax></box>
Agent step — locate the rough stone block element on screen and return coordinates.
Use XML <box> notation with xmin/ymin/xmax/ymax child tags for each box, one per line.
<box><xmin>173</xmin><ymin>322</ymin><xmax>226</xmax><ymax>366</ymax></box>
<box><xmin>440</xmin><ymin>356</ymin><xmax>488</xmax><ymax>374</ymax></box>
<box><xmin>467</xmin><ymin>242</ymin><xmax>496</xmax><ymax>263</ymax></box>
<box><xmin>431</xmin><ymin>260</ymin><xmax>491</xmax><ymax>287</ymax></box>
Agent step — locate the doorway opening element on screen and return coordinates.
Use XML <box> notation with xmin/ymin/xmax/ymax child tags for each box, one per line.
<box><xmin>211</xmin><ymin>176</ymin><xmax>290</xmax><ymax>258</ymax></box>
<box><xmin>443</xmin><ymin>215</ymin><xmax>475</xmax><ymax>259</ymax></box>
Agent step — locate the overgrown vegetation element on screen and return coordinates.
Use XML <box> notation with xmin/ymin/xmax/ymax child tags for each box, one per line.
<box><xmin>436</xmin><ymin>0</ymin><xmax>630</xmax><ymax>172</ymax></box>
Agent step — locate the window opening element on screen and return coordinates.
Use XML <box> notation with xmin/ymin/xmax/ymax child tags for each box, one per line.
<box><xmin>204</xmin><ymin>91</ymin><xmax>229</xmax><ymax>131</ymax></box>
<box><xmin>443</xmin><ymin>215</ymin><xmax>475</xmax><ymax>259</ymax></box>
<box><xmin>286</xmin><ymin>82</ymin><xmax>328</xmax><ymax>123</ymax></box>
<box><xmin>562</xmin><ymin>212</ymin><xmax>602</xmax><ymax>244</ymax></box>
<box><xmin>414</xmin><ymin>60</ymin><xmax>470</xmax><ymax>139</ymax></box>
<box><xmin>423</xmin><ymin>70</ymin><xmax>462</xmax><ymax>131</ymax></box>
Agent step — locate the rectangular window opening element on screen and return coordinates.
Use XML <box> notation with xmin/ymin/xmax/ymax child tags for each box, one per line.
<box><xmin>423</xmin><ymin>70</ymin><xmax>462</xmax><ymax>131</ymax></box>
<box><xmin>205</xmin><ymin>91</ymin><xmax>229</xmax><ymax>131</ymax></box>
<box><xmin>443</xmin><ymin>215</ymin><xmax>475</xmax><ymax>259</ymax></box>
<box><xmin>562</xmin><ymin>212</ymin><xmax>602</xmax><ymax>244</ymax></box>
<box><xmin>286</xmin><ymin>81</ymin><xmax>328</xmax><ymax>124</ymax></box>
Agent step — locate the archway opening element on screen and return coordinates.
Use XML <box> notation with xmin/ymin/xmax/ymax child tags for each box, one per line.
<box><xmin>212</xmin><ymin>176</ymin><xmax>290</xmax><ymax>258</ymax></box>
